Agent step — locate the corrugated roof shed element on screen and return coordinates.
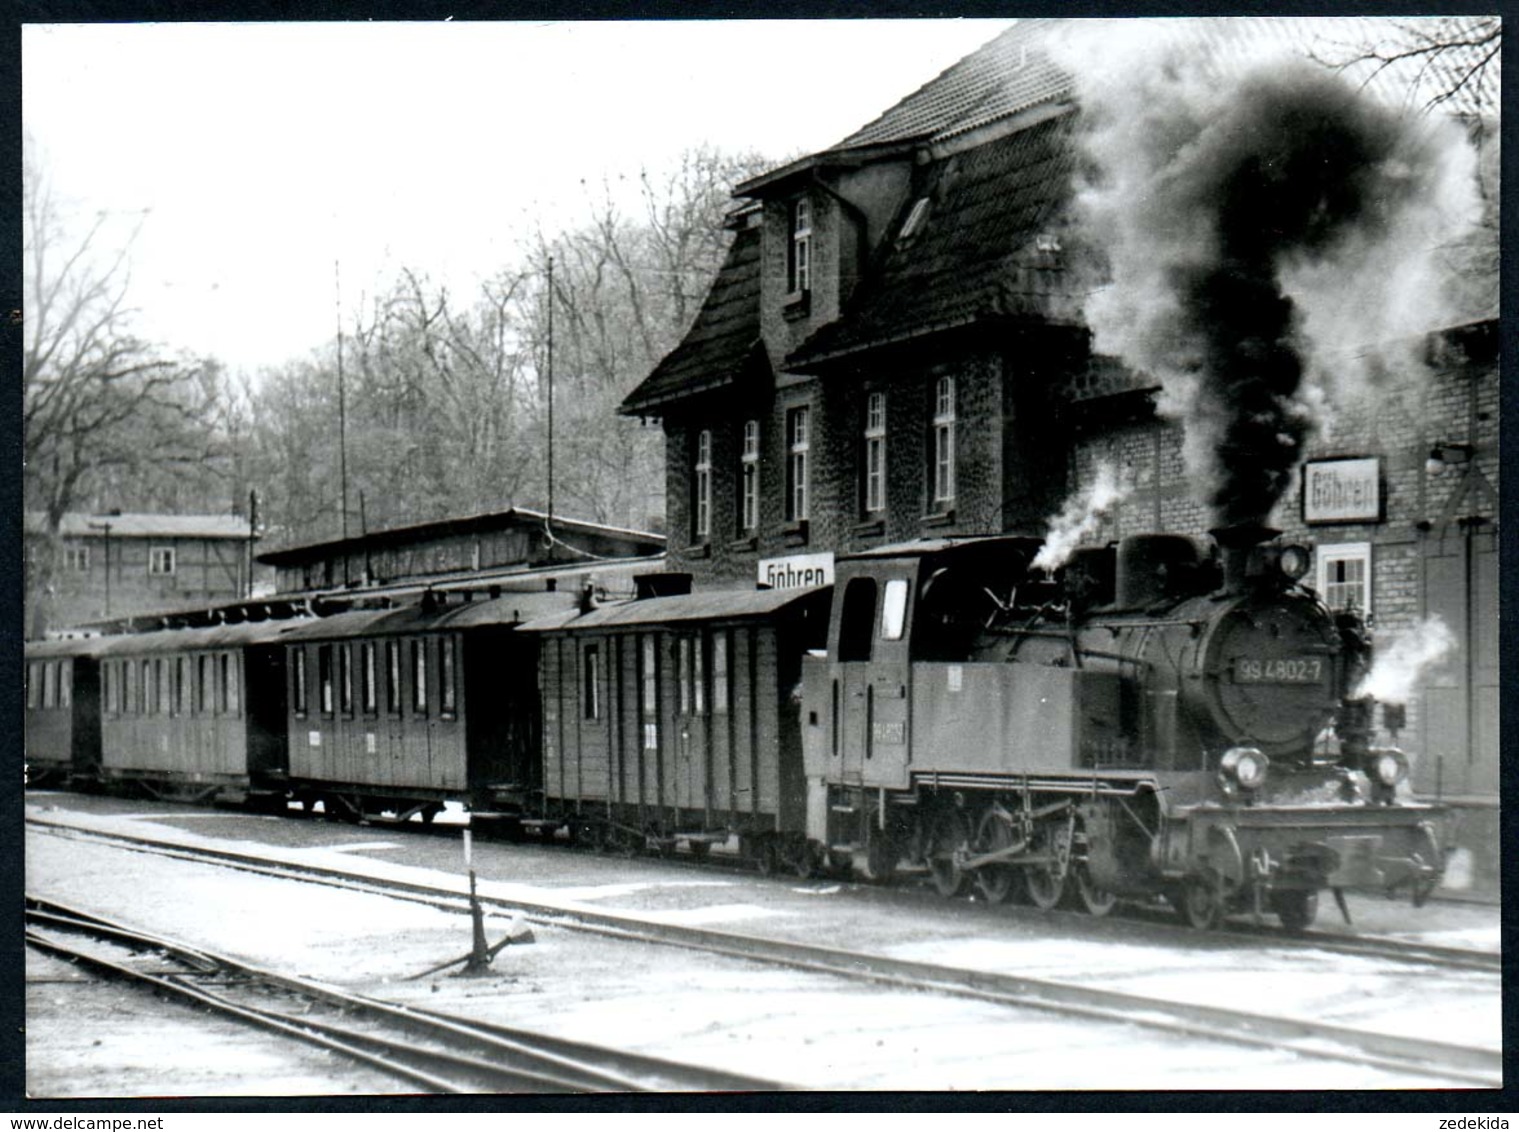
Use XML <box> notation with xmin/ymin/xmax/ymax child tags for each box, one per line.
<box><xmin>621</xmin><ymin>223</ymin><xmax>766</xmax><ymax>415</ymax></box>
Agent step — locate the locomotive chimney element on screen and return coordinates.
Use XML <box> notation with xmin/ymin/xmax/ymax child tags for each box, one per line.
<box><xmin>1210</xmin><ymin>523</ymin><xmax>1279</xmax><ymax>593</ymax></box>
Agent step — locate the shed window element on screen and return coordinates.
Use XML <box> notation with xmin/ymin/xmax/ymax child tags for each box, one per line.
<box><xmin>149</xmin><ymin>546</ymin><xmax>176</xmax><ymax>576</ymax></box>
<box><xmin>440</xmin><ymin>637</ymin><xmax>457</xmax><ymax>718</ymax></box>
<box><xmin>412</xmin><ymin>640</ymin><xmax>428</xmax><ymax>715</ymax></box>
<box><xmin>318</xmin><ymin>645</ymin><xmax>334</xmax><ymax>715</ymax></box>
<box><xmin>839</xmin><ymin>577</ymin><xmax>879</xmax><ymax>662</ymax></box>
<box><xmin>292</xmin><ymin>648</ymin><xmax>308</xmax><ymax>716</ymax></box>
<box><xmin>64</xmin><ymin>545</ymin><xmax>89</xmax><ymax>572</ymax></box>
<box><xmin>583</xmin><ymin>644</ymin><xmax>601</xmax><ymax>720</ymax></box>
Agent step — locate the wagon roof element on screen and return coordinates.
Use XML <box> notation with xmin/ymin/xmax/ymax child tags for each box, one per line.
<box><xmin>519</xmin><ymin>585</ymin><xmax>829</xmax><ymax>633</ymax></box>
<box><xmin>90</xmin><ymin>617</ymin><xmax>310</xmax><ymax>657</ymax></box>
<box><xmin>279</xmin><ymin>590</ymin><xmax>579</xmax><ymax>642</ymax></box>
<box><xmin>838</xmin><ymin>534</ymin><xmax>1045</xmax><ymax>562</ymax></box>
<box><xmin>25</xmin><ymin>636</ymin><xmax>110</xmax><ymax>659</ymax></box>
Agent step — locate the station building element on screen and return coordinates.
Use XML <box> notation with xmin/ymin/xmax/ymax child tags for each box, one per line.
<box><xmin>621</xmin><ymin>20</ymin><xmax>1499</xmax><ymax>891</ymax></box>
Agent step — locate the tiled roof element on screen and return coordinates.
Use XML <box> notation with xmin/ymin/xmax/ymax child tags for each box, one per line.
<box><xmin>830</xmin><ymin>20</ymin><xmax>1071</xmax><ymax>152</ymax></box>
<box><xmin>620</xmin><ymin>223</ymin><xmax>766</xmax><ymax>415</ymax></box>
<box><xmin>790</xmin><ymin>113</ymin><xmax>1081</xmax><ymax>369</ymax></box>
<box><xmin>829</xmin><ymin>16</ymin><xmax>1494</xmax><ymax>156</ymax></box>
<box><xmin>25</xmin><ymin>511</ymin><xmax>254</xmax><ymax>540</ymax></box>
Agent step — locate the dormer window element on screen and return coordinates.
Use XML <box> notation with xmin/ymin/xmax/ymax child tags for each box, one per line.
<box><xmin>788</xmin><ymin>198</ymin><xmax>812</xmax><ymax>296</ymax></box>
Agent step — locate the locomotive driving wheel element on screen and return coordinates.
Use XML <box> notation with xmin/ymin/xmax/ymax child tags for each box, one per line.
<box><xmin>1175</xmin><ymin>871</ymin><xmax>1225</xmax><ymax>930</ymax></box>
<box><xmin>1023</xmin><ymin>821</ymin><xmax>1070</xmax><ymax>911</ymax></box>
<box><xmin>927</xmin><ymin>809</ymin><xmax>972</xmax><ymax>898</ymax></box>
<box><xmin>1073</xmin><ymin>866</ymin><xmax>1118</xmax><ymax>917</ymax></box>
<box><xmin>973</xmin><ymin>807</ymin><xmax>1018</xmax><ymax>904</ymax></box>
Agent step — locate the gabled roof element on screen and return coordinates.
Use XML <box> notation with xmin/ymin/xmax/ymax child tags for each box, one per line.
<box><xmin>620</xmin><ymin>222</ymin><xmax>766</xmax><ymax>416</ymax></box>
<box><xmin>789</xmin><ymin>112</ymin><xmax>1082</xmax><ymax>369</ymax></box>
<box><xmin>25</xmin><ymin>511</ymin><xmax>254</xmax><ymax>540</ymax></box>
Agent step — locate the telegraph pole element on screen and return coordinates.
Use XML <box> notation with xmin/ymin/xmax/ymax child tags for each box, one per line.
<box><xmin>546</xmin><ymin>254</ymin><xmax>554</xmax><ymax>545</ymax></box>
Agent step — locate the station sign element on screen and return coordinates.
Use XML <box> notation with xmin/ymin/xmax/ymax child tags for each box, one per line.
<box><xmin>1303</xmin><ymin>457</ymin><xmax>1381</xmax><ymax>524</ymax></box>
<box><xmin>758</xmin><ymin>551</ymin><xmax>835</xmax><ymax>589</ymax></box>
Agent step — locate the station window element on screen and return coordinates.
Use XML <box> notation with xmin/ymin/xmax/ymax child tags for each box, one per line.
<box><xmin>932</xmin><ymin>376</ymin><xmax>956</xmax><ymax>506</ymax></box>
<box><xmin>317</xmin><ymin>645</ymin><xmax>334</xmax><ymax>716</ymax></box>
<box><xmin>739</xmin><ymin>420</ymin><xmax>760</xmax><ymax>534</ymax></box>
<box><xmin>361</xmin><ymin>642</ymin><xmax>378</xmax><ymax>715</ymax></box>
<box><xmin>292</xmin><ymin>648</ymin><xmax>308</xmax><ymax>717</ymax></box>
<box><xmin>788</xmin><ymin>197</ymin><xmax>812</xmax><ymax>296</ymax></box>
<box><xmin>385</xmin><ymin>641</ymin><xmax>402</xmax><ymax>716</ymax></box>
<box><xmin>149</xmin><ymin>546</ymin><xmax>176</xmax><ymax>576</ymax></box>
<box><xmin>864</xmin><ymin>392</ymin><xmax>887</xmax><ymax>514</ymax></box>
<box><xmin>694</xmin><ymin>429</ymin><xmax>712</xmax><ymax>541</ymax></box>
<box><xmin>439</xmin><ymin>637</ymin><xmax>457</xmax><ymax>719</ymax></box>
<box><xmin>411</xmin><ymin>640</ymin><xmax>428</xmax><ymax>715</ymax></box>
<box><xmin>1316</xmin><ymin>542</ymin><xmax>1372</xmax><ymax>614</ymax></box>
<box><xmin>583</xmin><ymin>644</ymin><xmax>601</xmax><ymax>720</ymax></box>
<box><xmin>786</xmin><ymin>406</ymin><xmax>811</xmax><ymax>522</ymax></box>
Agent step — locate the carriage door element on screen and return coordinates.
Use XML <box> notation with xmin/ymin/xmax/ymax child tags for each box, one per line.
<box><xmin>835</xmin><ymin>574</ymin><xmax>911</xmax><ymax>789</ymax></box>
<box><xmin>1419</xmin><ymin>523</ymin><xmax>1499</xmax><ymax>798</ymax></box>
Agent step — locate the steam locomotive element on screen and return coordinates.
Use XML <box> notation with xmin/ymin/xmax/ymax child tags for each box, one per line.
<box><xmin>800</xmin><ymin>525</ymin><xmax>1444</xmax><ymax>930</ymax></box>
<box><xmin>25</xmin><ymin>527</ymin><xmax>1445</xmax><ymax>932</ymax></box>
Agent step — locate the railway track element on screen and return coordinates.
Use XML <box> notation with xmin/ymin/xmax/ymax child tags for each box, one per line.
<box><xmin>29</xmin><ymin>814</ymin><xmax>1502</xmax><ymax>1087</ymax></box>
<box><xmin>25</xmin><ymin>894</ymin><xmax>785</xmax><ymax>1094</ymax></box>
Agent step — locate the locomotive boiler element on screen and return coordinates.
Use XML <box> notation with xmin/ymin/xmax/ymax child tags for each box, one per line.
<box><xmin>800</xmin><ymin>527</ymin><xmax>1445</xmax><ymax>930</ymax></box>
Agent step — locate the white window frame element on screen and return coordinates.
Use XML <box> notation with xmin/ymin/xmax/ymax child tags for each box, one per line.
<box><xmin>63</xmin><ymin>544</ymin><xmax>90</xmax><ymax>572</ymax></box>
<box><xmin>1315</xmin><ymin>542</ymin><xmax>1372</xmax><ymax>615</ymax></box>
<box><xmin>694</xmin><ymin>429</ymin><xmax>712</xmax><ymax>540</ymax></box>
<box><xmin>740</xmin><ymin>420</ymin><xmax>760</xmax><ymax>533</ymax></box>
<box><xmin>933</xmin><ymin>376</ymin><xmax>956</xmax><ymax>504</ymax></box>
<box><xmin>149</xmin><ymin>545</ymin><xmax>176</xmax><ymax>576</ymax></box>
<box><xmin>789</xmin><ymin>198</ymin><xmax>812</xmax><ymax>296</ymax></box>
<box><xmin>786</xmin><ymin>406</ymin><xmax>810</xmax><ymax>522</ymax></box>
<box><xmin>864</xmin><ymin>391</ymin><xmax>887</xmax><ymax>513</ymax></box>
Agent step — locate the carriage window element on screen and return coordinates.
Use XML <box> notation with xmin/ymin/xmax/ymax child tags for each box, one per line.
<box><xmin>42</xmin><ymin>661</ymin><xmax>57</xmax><ymax>710</ymax></box>
<box><xmin>640</xmin><ymin>635</ymin><xmax>658</xmax><ymax>750</ymax></box>
<box><xmin>59</xmin><ymin>660</ymin><xmax>72</xmax><ymax>709</ymax></box>
<box><xmin>27</xmin><ymin>663</ymin><xmax>39</xmax><ymax>710</ymax></box>
<box><xmin>361</xmin><ymin>642</ymin><xmax>378</xmax><ymax>714</ymax></box>
<box><xmin>694</xmin><ymin>635</ymin><xmax>706</xmax><ymax>715</ymax></box>
<box><xmin>339</xmin><ymin>644</ymin><xmax>354</xmax><ymax>716</ymax></box>
<box><xmin>198</xmin><ymin>654</ymin><xmax>212</xmax><ymax>714</ymax></box>
<box><xmin>156</xmin><ymin>659</ymin><xmax>169</xmax><ymax>714</ymax></box>
<box><xmin>123</xmin><ymin>659</ymin><xmax>137</xmax><ymax>715</ymax></box>
<box><xmin>881</xmin><ymin>578</ymin><xmax>910</xmax><ymax>641</ymax></box>
<box><xmin>583</xmin><ymin>644</ymin><xmax>601</xmax><ymax>720</ymax></box>
<box><xmin>141</xmin><ymin>660</ymin><xmax>154</xmax><ymax>715</ymax></box>
<box><xmin>839</xmin><ymin>577</ymin><xmax>879</xmax><ymax>662</ymax></box>
<box><xmin>385</xmin><ymin>641</ymin><xmax>402</xmax><ymax>716</ymax></box>
<box><xmin>440</xmin><ymin>637</ymin><xmax>457</xmax><ymax>719</ymax></box>
<box><xmin>292</xmin><ymin>648</ymin><xmax>308</xmax><ymax>717</ymax></box>
<box><xmin>412</xmin><ymin>639</ymin><xmax>428</xmax><ymax>715</ymax></box>
<box><xmin>223</xmin><ymin>653</ymin><xmax>239</xmax><ymax>716</ymax></box>
<box><xmin>318</xmin><ymin>645</ymin><xmax>334</xmax><ymax>716</ymax></box>
<box><xmin>102</xmin><ymin>662</ymin><xmax>115</xmax><ymax>714</ymax></box>
<box><xmin>712</xmin><ymin>632</ymin><xmax>729</xmax><ymax>715</ymax></box>
<box><xmin>178</xmin><ymin>656</ymin><xmax>193</xmax><ymax>715</ymax></box>
<box><xmin>677</xmin><ymin>638</ymin><xmax>692</xmax><ymax>714</ymax></box>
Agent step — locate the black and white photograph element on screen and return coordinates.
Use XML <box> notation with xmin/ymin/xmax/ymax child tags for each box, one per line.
<box><xmin>20</xmin><ymin>14</ymin><xmax>1502</xmax><ymax>1103</ymax></box>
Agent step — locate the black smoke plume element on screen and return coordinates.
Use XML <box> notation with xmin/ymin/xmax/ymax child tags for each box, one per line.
<box><xmin>1055</xmin><ymin>23</ymin><xmax>1478</xmax><ymax>527</ymax></box>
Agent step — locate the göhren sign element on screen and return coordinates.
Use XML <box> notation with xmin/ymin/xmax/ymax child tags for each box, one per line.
<box><xmin>1302</xmin><ymin>457</ymin><xmax>1381</xmax><ymax>524</ymax></box>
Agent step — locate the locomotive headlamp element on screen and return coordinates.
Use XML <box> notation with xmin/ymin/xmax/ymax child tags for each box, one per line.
<box><xmin>1219</xmin><ymin>746</ymin><xmax>1270</xmax><ymax>793</ymax></box>
<box><xmin>1371</xmin><ymin>749</ymin><xmax>1409</xmax><ymax>788</ymax></box>
<box><xmin>1278</xmin><ymin>545</ymin><xmax>1312</xmax><ymax>581</ymax></box>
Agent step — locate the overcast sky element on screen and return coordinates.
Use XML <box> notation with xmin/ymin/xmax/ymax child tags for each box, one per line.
<box><xmin>23</xmin><ymin>19</ymin><xmax>1016</xmax><ymax>377</ymax></box>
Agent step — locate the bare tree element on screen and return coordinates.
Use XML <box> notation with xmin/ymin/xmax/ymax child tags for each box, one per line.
<box><xmin>22</xmin><ymin>139</ymin><xmax>223</xmax><ymax>635</ymax></box>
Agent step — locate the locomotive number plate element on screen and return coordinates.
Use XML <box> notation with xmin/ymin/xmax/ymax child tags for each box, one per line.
<box><xmin>1232</xmin><ymin>657</ymin><xmax>1324</xmax><ymax>684</ymax></box>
